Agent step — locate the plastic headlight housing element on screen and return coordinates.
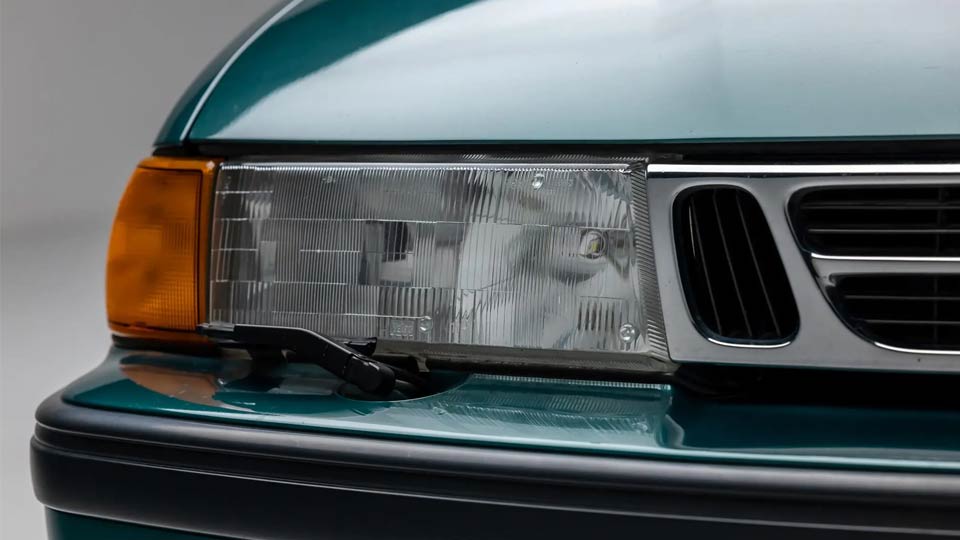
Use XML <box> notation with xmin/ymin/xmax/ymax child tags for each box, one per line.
<box><xmin>208</xmin><ymin>159</ymin><xmax>667</xmax><ymax>371</ymax></box>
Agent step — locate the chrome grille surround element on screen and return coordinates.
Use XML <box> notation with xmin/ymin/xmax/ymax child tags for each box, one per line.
<box><xmin>626</xmin><ymin>162</ymin><xmax>669</xmax><ymax>357</ymax></box>
<box><xmin>648</xmin><ymin>163</ymin><xmax>960</xmax><ymax>372</ymax></box>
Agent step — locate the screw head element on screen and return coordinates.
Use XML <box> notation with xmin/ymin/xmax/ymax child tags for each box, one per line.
<box><xmin>618</xmin><ymin>323</ymin><xmax>639</xmax><ymax>343</ymax></box>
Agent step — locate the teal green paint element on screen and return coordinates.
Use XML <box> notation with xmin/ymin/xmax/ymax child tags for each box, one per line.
<box><xmin>154</xmin><ymin>1</ymin><xmax>290</xmax><ymax>145</ymax></box>
<box><xmin>62</xmin><ymin>349</ymin><xmax>960</xmax><ymax>472</ymax></box>
<box><xmin>187</xmin><ymin>0</ymin><xmax>479</xmax><ymax>143</ymax></box>
<box><xmin>178</xmin><ymin>0</ymin><xmax>960</xmax><ymax>143</ymax></box>
<box><xmin>47</xmin><ymin>511</ymin><xmax>228</xmax><ymax>540</ymax></box>
<box><xmin>155</xmin><ymin>73</ymin><xmax>211</xmax><ymax>146</ymax></box>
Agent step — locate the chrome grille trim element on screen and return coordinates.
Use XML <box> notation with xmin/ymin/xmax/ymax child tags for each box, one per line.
<box><xmin>648</xmin><ymin>162</ymin><xmax>960</xmax><ymax>372</ymax></box>
<box><xmin>705</xmin><ymin>337</ymin><xmax>792</xmax><ymax>349</ymax></box>
<box><xmin>649</xmin><ymin>164</ymin><xmax>960</xmax><ymax>175</ymax></box>
<box><xmin>874</xmin><ymin>341</ymin><xmax>960</xmax><ymax>356</ymax></box>
<box><xmin>809</xmin><ymin>253</ymin><xmax>960</xmax><ymax>351</ymax></box>
<box><xmin>627</xmin><ymin>162</ymin><xmax>669</xmax><ymax>360</ymax></box>
<box><xmin>810</xmin><ymin>255</ymin><xmax>960</xmax><ymax>277</ymax></box>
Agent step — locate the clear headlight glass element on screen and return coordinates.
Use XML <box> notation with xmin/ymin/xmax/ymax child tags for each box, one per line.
<box><xmin>209</xmin><ymin>160</ymin><xmax>666</xmax><ymax>370</ymax></box>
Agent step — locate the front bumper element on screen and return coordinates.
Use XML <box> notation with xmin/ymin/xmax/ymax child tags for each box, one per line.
<box><xmin>31</xmin><ymin>349</ymin><xmax>960</xmax><ymax>539</ymax></box>
<box><xmin>33</xmin><ymin>394</ymin><xmax>960</xmax><ymax>539</ymax></box>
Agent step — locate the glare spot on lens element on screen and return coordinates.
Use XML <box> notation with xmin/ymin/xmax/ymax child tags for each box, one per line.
<box><xmin>579</xmin><ymin>230</ymin><xmax>606</xmax><ymax>259</ymax></box>
<box><xmin>618</xmin><ymin>323</ymin><xmax>638</xmax><ymax>343</ymax></box>
<box><xmin>418</xmin><ymin>316</ymin><xmax>433</xmax><ymax>333</ymax></box>
<box><xmin>531</xmin><ymin>173</ymin><xmax>545</xmax><ymax>190</ymax></box>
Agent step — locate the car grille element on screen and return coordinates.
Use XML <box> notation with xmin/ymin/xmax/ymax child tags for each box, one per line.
<box><xmin>831</xmin><ymin>275</ymin><xmax>960</xmax><ymax>351</ymax></box>
<box><xmin>792</xmin><ymin>186</ymin><xmax>960</xmax><ymax>257</ymax></box>
<box><xmin>791</xmin><ymin>184</ymin><xmax>960</xmax><ymax>352</ymax></box>
<box><xmin>675</xmin><ymin>187</ymin><xmax>798</xmax><ymax>344</ymax></box>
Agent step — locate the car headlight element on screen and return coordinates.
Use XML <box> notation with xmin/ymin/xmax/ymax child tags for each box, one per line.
<box><xmin>206</xmin><ymin>159</ymin><xmax>668</xmax><ymax>371</ymax></box>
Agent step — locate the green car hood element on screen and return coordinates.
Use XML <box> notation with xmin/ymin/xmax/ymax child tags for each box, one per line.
<box><xmin>159</xmin><ymin>0</ymin><xmax>960</xmax><ymax>145</ymax></box>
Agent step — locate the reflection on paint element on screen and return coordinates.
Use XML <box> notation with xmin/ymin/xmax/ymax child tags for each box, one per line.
<box><xmin>67</xmin><ymin>348</ymin><xmax>960</xmax><ymax>471</ymax></box>
<box><xmin>177</xmin><ymin>0</ymin><xmax>960</xmax><ymax>142</ymax></box>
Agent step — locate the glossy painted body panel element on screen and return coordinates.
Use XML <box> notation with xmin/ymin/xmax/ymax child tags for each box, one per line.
<box><xmin>163</xmin><ymin>0</ymin><xmax>960</xmax><ymax>144</ymax></box>
<box><xmin>61</xmin><ymin>348</ymin><xmax>960</xmax><ymax>472</ymax></box>
<box><xmin>47</xmin><ymin>511</ymin><xmax>226</xmax><ymax>540</ymax></box>
<box><xmin>154</xmin><ymin>3</ymin><xmax>286</xmax><ymax>145</ymax></box>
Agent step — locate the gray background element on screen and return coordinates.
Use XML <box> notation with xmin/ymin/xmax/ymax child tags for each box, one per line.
<box><xmin>0</xmin><ymin>1</ymin><xmax>276</xmax><ymax>537</ymax></box>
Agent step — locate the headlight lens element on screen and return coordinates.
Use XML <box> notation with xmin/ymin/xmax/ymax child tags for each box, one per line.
<box><xmin>208</xmin><ymin>160</ymin><xmax>666</xmax><ymax>369</ymax></box>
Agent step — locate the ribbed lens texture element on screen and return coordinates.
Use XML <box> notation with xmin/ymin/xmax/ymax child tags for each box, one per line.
<box><xmin>209</xmin><ymin>163</ymin><xmax>649</xmax><ymax>355</ymax></box>
<box><xmin>107</xmin><ymin>168</ymin><xmax>201</xmax><ymax>332</ymax></box>
<box><xmin>834</xmin><ymin>275</ymin><xmax>960</xmax><ymax>350</ymax></box>
<box><xmin>794</xmin><ymin>186</ymin><xmax>960</xmax><ymax>256</ymax></box>
<box><xmin>676</xmin><ymin>187</ymin><xmax>799</xmax><ymax>343</ymax></box>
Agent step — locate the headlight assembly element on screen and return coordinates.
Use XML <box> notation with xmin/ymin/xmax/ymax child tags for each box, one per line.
<box><xmin>207</xmin><ymin>159</ymin><xmax>668</xmax><ymax>372</ymax></box>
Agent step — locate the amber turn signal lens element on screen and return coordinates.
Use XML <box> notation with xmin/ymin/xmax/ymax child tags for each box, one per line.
<box><xmin>107</xmin><ymin>157</ymin><xmax>219</xmax><ymax>342</ymax></box>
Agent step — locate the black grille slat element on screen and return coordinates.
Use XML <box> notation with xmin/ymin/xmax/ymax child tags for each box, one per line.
<box><xmin>677</xmin><ymin>187</ymin><xmax>799</xmax><ymax>344</ymax></box>
<box><xmin>862</xmin><ymin>319</ymin><xmax>960</xmax><ymax>326</ymax></box>
<box><xmin>735</xmin><ymin>192</ymin><xmax>783</xmax><ymax>337</ymax></box>
<box><xmin>833</xmin><ymin>275</ymin><xmax>960</xmax><ymax>350</ymax></box>
<box><xmin>711</xmin><ymin>191</ymin><xmax>754</xmax><ymax>337</ymax></box>
<box><xmin>801</xmin><ymin>203</ymin><xmax>960</xmax><ymax>210</ymax></box>
<box><xmin>688</xmin><ymin>199</ymin><xmax>723</xmax><ymax>335</ymax></box>
<box><xmin>809</xmin><ymin>228</ymin><xmax>960</xmax><ymax>234</ymax></box>
<box><xmin>846</xmin><ymin>295</ymin><xmax>960</xmax><ymax>302</ymax></box>
<box><xmin>794</xmin><ymin>186</ymin><xmax>960</xmax><ymax>256</ymax></box>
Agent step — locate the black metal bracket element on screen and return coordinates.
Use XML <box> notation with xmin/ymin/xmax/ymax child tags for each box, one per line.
<box><xmin>198</xmin><ymin>323</ymin><xmax>398</xmax><ymax>397</ymax></box>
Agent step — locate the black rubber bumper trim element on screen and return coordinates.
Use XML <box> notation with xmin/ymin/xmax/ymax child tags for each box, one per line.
<box><xmin>32</xmin><ymin>394</ymin><xmax>960</xmax><ymax>539</ymax></box>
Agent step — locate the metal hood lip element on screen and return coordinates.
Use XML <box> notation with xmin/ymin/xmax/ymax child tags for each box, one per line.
<box><xmin>164</xmin><ymin>0</ymin><xmax>960</xmax><ymax>145</ymax></box>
